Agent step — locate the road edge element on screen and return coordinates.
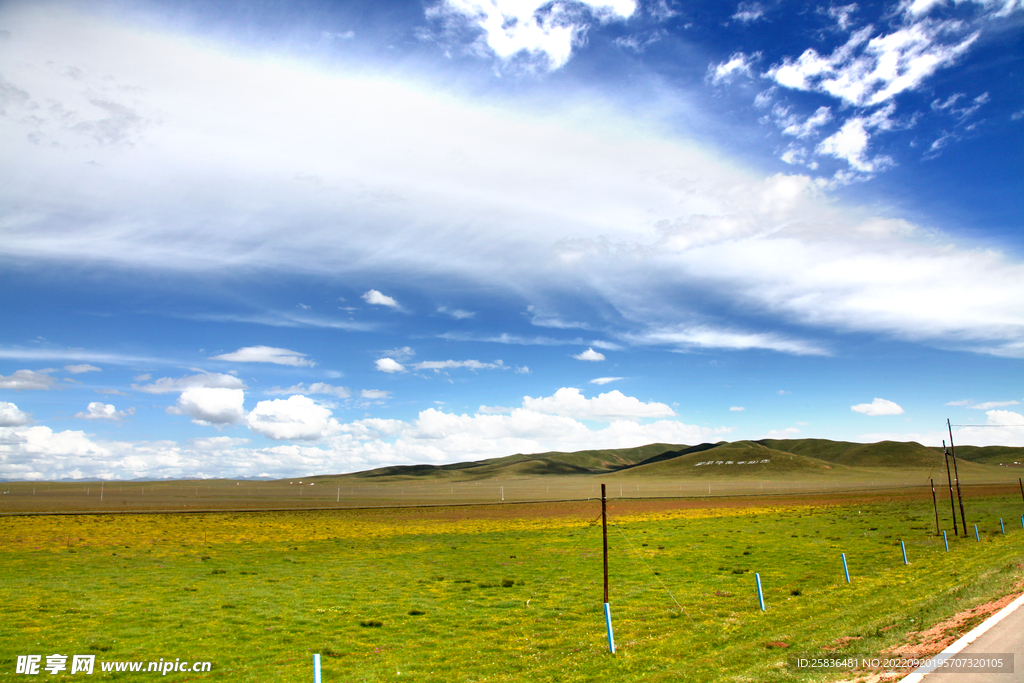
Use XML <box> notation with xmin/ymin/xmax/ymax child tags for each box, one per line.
<box><xmin>899</xmin><ymin>591</ymin><xmax>1024</xmax><ymax>682</ymax></box>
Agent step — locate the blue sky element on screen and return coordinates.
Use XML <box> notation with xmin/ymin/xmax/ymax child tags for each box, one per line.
<box><xmin>1</xmin><ymin>0</ymin><xmax>1022</xmax><ymax>480</ymax></box>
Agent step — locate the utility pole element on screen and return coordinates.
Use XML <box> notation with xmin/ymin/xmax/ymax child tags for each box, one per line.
<box><xmin>601</xmin><ymin>484</ymin><xmax>615</xmax><ymax>654</ymax></box>
<box><xmin>944</xmin><ymin>441</ymin><xmax>958</xmax><ymax>536</ymax></box>
<box><xmin>930</xmin><ymin>478</ymin><xmax>939</xmax><ymax>536</ymax></box>
<box><xmin>948</xmin><ymin>419</ymin><xmax>967</xmax><ymax>533</ymax></box>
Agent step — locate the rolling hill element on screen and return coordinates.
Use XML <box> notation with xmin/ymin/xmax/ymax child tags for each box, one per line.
<box><xmin>318</xmin><ymin>438</ymin><xmax>1024</xmax><ymax>483</ymax></box>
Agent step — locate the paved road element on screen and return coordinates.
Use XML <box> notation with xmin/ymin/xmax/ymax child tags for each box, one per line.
<box><xmin>917</xmin><ymin>599</ymin><xmax>1024</xmax><ymax>683</ymax></box>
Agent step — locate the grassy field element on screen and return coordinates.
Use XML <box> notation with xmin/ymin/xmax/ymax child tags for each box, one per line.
<box><xmin>2</xmin><ymin>491</ymin><xmax>1023</xmax><ymax>682</ymax></box>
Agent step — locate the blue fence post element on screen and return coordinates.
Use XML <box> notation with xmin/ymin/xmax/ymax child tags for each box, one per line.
<box><xmin>604</xmin><ymin>603</ymin><xmax>615</xmax><ymax>654</ymax></box>
<box><xmin>1000</xmin><ymin>519</ymin><xmax>1005</xmax><ymax>534</ymax></box>
<box><xmin>943</xmin><ymin>530</ymin><xmax>948</xmax><ymax>552</ymax></box>
<box><xmin>901</xmin><ymin>541</ymin><xmax>908</xmax><ymax>565</ymax></box>
<box><xmin>842</xmin><ymin>553</ymin><xmax>850</xmax><ymax>583</ymax></box>
<box><xmin>755</xmin><ymin>573</ymin><xmax>765</xmax><ymax>611</ymax></box>
<box><xmin>313</xmin><ymin>654</ymin><xmax>321</xmax><ymax>683</ymax></box>
<box><xmin>974</xmin><ymin>524</ymin><xmax>980</xmax><ymax>542</ymax></box>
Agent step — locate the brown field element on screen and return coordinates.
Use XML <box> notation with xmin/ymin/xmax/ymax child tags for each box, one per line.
<box><xmin>2</xmin><ymin>474</ymin><xmax>1020</xmax><ymax>516</ymax></box>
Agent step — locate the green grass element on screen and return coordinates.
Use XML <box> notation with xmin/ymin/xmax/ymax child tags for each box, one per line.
<box><xmin>1</xmin><ymin>496</ymin><xmax>1022</xmax><ymax>682</ymax></box>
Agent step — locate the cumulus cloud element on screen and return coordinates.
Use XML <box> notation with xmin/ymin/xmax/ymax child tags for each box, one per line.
<box><xmin>766</xmin><ymin>23</ymin><xmax>978</xmax><ymax>108</ymax></box>
<box><xmin>74</xmin><ymin>402</ymin><xmax>135</xmax><ymax>420</ymax></box>
<box><xmin>210</xmin><ymin>346</ymin><xmax>315</xmax><ymax>367</ymax></box>
<box><xmin>589</xmin><ymin>377</ymin><xmax>624</xmax><ymax>385</ymax></box>
<box><xmin>171</xmin><ymin>388</ymin><xmax>246</xmax><ymax>425</ymax></box>
<box><xmin>363</xmin><ymin>290</ymin><xmax>399</xmax><ymax>308</ymax></box>
<box><xmin>521</xmin><ymin>387</ymin><xmax>674</xmax><ymax>421</ymax></box>
<box><xmin>851</xmin><ymin>397</ymin><xmax>905</xmax><ymax>416</ymax></box>
<box><xmin>729</xmin><ymin>406</ymin><xmax>745</xmax><ymax>411</ymax></box>
<box><xmin>428</xmin><ymin>0</ymin><xmax>636</xmax><ymax>71</ymax></box>
<box><xmin>0</xmin><ymin>369</ymin><xmax>57</xmax><ymax>390</ymax></box>
<box><xmin>573</xmin><ymin>347</ymin><xmax>606</xmax><ymax>361</ymax></box>
<box><xmin>266</xmin><ymin>383</ymin><xmax>351</xmax><ymax>398</ymax></box>
<box><xmin>246</xmin><ymin>395</ymin><xmax>337</xmax><ymax>440</ymax></box>
<box><xmin>0</xmin><ymin>387</ymin><xmax>735</xmax><ymax>479</ymax></box>
<box><xmin>0</xmin><ymin>402</ymin><xmax>33</xmax><ymax>426</ymax></box>
<box><xmin>133</xmin><ymin>373</ymin><xmax>247</xmax><ymax>394</ymax></box>
<box><xmin>375</xmin><ymin>358</ymin><xmax>406</xmax><ymax>373</ymax></box>
<box><xmin>707</xmin><ymin>52</ymin><xmax>758</xmax><ymax>84</ymax></box>
<box><xmin>65</xmin><ymin>364</ymin><xmax>101</xmax><ymax>374</ymax></box>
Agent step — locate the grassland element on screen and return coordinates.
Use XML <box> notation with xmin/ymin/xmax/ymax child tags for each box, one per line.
<box><xmin>2</xmin><ymin>492</ymin><xmax>1023</xmax><ymax>682</ymax></box>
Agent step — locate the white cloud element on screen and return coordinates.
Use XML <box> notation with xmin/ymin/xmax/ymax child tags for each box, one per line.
<box><xmin>781</xmin><ymin>106</ymin><xmax>833</xmax><ymax>139</ymax></box>
<box><xmin>521</xmin><ymin>387</ymin><xmax>674</xmax><ymax>421</ymax></box>
<box><xmin>413</xmin><ymin>359</ymin><xmax>506</xmax><ymax>372</ymax></box>
<box><xmin>246</xmin><ymin>395</ymin><xmax>337</xmax><ymax>441</ymax></box>
<box><xmin>0</xmin><ymin>389</ymin><xmax>732</xmax><ymax>480</ymax></box>
<box><xmin>590</xmin><ymin>377</ymin><xmax>624</xmax><ymax>385</ymax></box>
<box><xmin>731</xmin><ymin>2</ymin><xmax>765</xmax><ymax>22</ymax></box>
<box><xmin>362</xmin><ymin>289</ymin><xmax>399</xmax><ymax>308</ymax></box>
<box><xmin>763</xmin><ymin>427</ymin><xmax>801</xmax><ymax>438</ymax></box>
<box><xmin>171</xmin><ymin>388</ymin><xmax>246</xmax><ymax>426</ymax></box>
<box><xmin>0</xmin><ymin>369</ymin><xmax>57</xmax><ymax>390</ymax></box>
<box><xmin>708</xmin><ymin>52</ymin><xmax>758</xmax><ymax>84</ymax></box>
<box><xmin>438</xmin><ymin>306</ymin><xmax>475</xmax><ymax>319</ymax></box>
<box><xmin>766</xmin><ymin>23</ymin><xmax>979</xmax><ymax>108</ymax></box>
<box><xmin>133</xmin><ymin>373</ymin><xmax>247</xmax><ymax>394</ymax></box>
<box><xmin>0</xmin><ymin>402</ymin><xmax>32</xmax><ymax>426</ymax></box>
<box><xmin>861</xmin><ymin>410</ymin><xmax>1024</xmax><ymax>448</ymax></box>
<box><xmin>851</xmin><ymin>397</ymin><xmax>905</xmax><ymax>416</ymax></box>
<box><xmin>375</xmin><ymin>358</ymin><xmax>406</xmax><ymax>373</ymax></box>
<box><xmin>729</xmin><ymin>406</ymin><xmax>745</xmax><ymax>411</ymax></box>
<box><xmin>967</xmin><ymin>400</ymin><xmax>1020</xmax><ymax>409</ymax></box>
<box><xmin>210</xmin><ymin>345</ymin><xmax>315</xmax><ymax>367</ymax></box>
<box><xmin>383</xmin><ymin>346</ymin><xmax>416</xmax><ymax>361</ymax></box>
<box><xmin>0</xmin><ymin>6</ymin><xmax>1021</xmax><ymax>361</ymax></box>
<box><xmin>573</xmin><ymin>347</ymin><xmax>606</xmax><ymax>361</ymax></box>
<box><xmin>74</xmin><ymin>402</ymin><xmax>135</xmax><ymax>420</ymax></box>
<box><xmin>266</xmin><ymin>383</ymin><xmax>351</xmax><ymax>398</ymax></box>
<box><xmin>189</xmin><ymin>436</ymin><xmax>250</xmax><ymax>449</ymax></box>
<box><xmin>360</xmin><ymin>389</ymin><xmax>392</xmax><ymax>400</ymax></box>
<box><xmin>428</xmin><ymin>0</ymin><xmax>636</xmax><ymax>71</ymax></box>
<box><xmin>628</xmin><ymin>326</ymin><xmax>829</xmax><ymax>356</ymax></box>
<box><xmin>959</xmin><ymin>410</ymin><xmax>1024</xmax><ymax>446</ymax></box>
<box><xmin>65</xmin><ymin>364</ymin><xmax>101</xmax><ymax>374</ymax></box>
<box><xmin>816</xmin><ymin>116</ymin><xmax>894</xmax><ymax>173</ymax></box>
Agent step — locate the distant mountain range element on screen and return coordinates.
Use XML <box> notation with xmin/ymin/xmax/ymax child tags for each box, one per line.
<box><xmin>325</xmin><ymin>439</ymin><xmax>1024</xmax><ymax>482</ymax></box>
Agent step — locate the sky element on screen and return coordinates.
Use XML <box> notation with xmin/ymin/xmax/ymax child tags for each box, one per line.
<box><xmin>1</xmin><ymin>0</ymin><xmax>1022</xmax><ymax>480</ymax></box>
